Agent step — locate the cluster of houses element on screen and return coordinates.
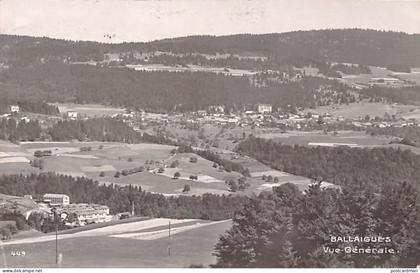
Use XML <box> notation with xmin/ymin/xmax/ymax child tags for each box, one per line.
<box><xmin>115</xmin><ymin>102</ymin><xmax>420</xmax><ymax>132</ymax></box>
<box><xmin>26</xmin><ymin>193</ymin><xmax>112</xmax><ymax>227</ymax></box>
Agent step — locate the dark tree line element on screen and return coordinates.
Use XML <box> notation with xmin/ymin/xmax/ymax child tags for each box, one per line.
<box><xmin>0</xmin><ymin>118</ymin><xmax>41</xmax><ymax>142</ymax></box>
<box><xmin>177</xmin><ymin>145</ymin><xmax>250</xmax><ymax>176</ymax></box>
<box><xmin>0</xmin><ymin>116</ymin><xmax>176</xmax><ymax>144</ymax></box>
<box><xmin>0</xmin><ymin>62</ymin><xmax>358</xmax><ymax>112</ymax></box>
<box><xmin>214</xmin><ymin>181</ymin><xmax>420</xmax><ymax>267</ymax></box>
<box><xmin>0</xmin><ymin>100</ymin><xmax>59</xmax><ymax>115</ymax></box>
<box><xmin>360</xmin><ymin>85</ymin><xmax>420</xmax><ymax>105</ymax></box>
<box><xmin>0</xmin><ymin>173</ymin><xmax>247</xmax><ymax>220</ymax></box>
<box><xmin>48</xmin><ymin>118</ymin><xmax>144</xmax><ymax>142</ymax></box>
<box><xmin>2</xmin><ymin>29</ymin><xmax>420</xmax><ymax>68</ymax></box>
<box><xmin>236</xmin><ymin>136</ymin><xmax>420</xmax><ymax>191</ymax></box>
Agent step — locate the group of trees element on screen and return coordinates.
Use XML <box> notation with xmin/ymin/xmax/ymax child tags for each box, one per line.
<box><xmin>0</xmin><ymin>116</ymin><xmax>177</xmax><ymax>144</ymax></box>
<box><xmin>48</xmin><ymin>118</ymin><xmax>143</xmax><ymax>142</ymax></box>
<box><xmin>225</xmin><ymin>177</ymin><xmax>249</xmax><ymax>192</ymax></box>
<box><xmin>114</xmin><ymin>166</ymin><xmax>145</xmax><ymax>178</ymax></box>
<box><xmin>0</xmin><ymin>211</ymin><xmax>26</xmax><ymax>240</ymax></box>
<box><xmin>0</xmin><ymin>118</ymin><xmax>42</xmax><ymax>142</ymax></box>
<box><xmin>236</xmin><ymin>136</ymin><xmax>420</xmax><ymax>191</ymax></box>
<box><xmin>360</xmin><ymin>85</ymin><xmax>420</xmax><ymax>105</ymax></box>
<box><xmin>0</xmin><ymin>100</ymin><xmax>59</xmax><ymax>115</ymax></box>
<box><xmin>214</xmin><ymin>181</ymin><xmax>420</xmax><ymax>267</ymax></box>
<box><xmin>0</xmin><ymin>173</ymin><xmax>247</xmax><ymax>220</ymax></box>
<box><xmin>177</xmin><ymin>145</ymin><xmax>250</xmax><ymax>176</ymax></box>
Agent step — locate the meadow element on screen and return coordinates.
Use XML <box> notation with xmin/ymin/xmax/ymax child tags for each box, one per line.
<box><xmin>0</xmin><ymin>218</ymin><xmax>232</xmax><ymax>268</ymax></box>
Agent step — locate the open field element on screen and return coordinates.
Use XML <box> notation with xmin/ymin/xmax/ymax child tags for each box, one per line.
<box><xmin>0</xmin><ymin>218</ymin><xmax>232</xmax><ymax>267</ymax></box>
<box><xmin>304</xmin><ymin>102</ymin><xmax>420</xmax><ymax>120</ymax></box>
<box><xmin>257</xmin><ymin>130</ymin><xmax>391</xmax><ymax>147</ymax></box>
<box><xmin>0</xmin><ymin>140</ymin><xmax>37</xmax><ymax>175</ymax></box>
<box><xmin>1</xmin><ymin>139</ymin><xmax>340</xmax><ymax>195</ymax></box>
<box><xmin>337</xmin><ymin>66</ymin><xmax>420</xmax><ymax>87</ymax></box>
<box><xmin>126</xmin><ymin>64</ymin><xmax>257</xmax><ymax>76</ymax></box>
<box><xmin>51</xmin><ymin>103</ymin><xmax>126</xmax><ymax>117</ymax></box>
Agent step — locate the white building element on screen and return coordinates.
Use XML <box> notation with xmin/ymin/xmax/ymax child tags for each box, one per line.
<box><xmin>43</xmin><ymin>193</ymin><xmax>70</xmax><ymax>206</ymax></box>
<box><xmin>256</xmin><ymin>104</ymin><xmax>272</xmax><ymax>114</ymax></box>
<box><xmin>66</xmin><ymin>111</ymin><xmax>78</xmax><ymax>120</ymax></box>
<box><xmin>63</xmin><ymin>203</ymin><xmax>111</xmax><ymax>226</ymax></box>
<box><xmin>9</xmin><ymin>105</ymin><xmax>20</xmax><ymax>113</ymax></box>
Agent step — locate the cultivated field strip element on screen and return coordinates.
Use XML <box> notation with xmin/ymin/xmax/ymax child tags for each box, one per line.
<box><xmin>110</xmin><ymin>220</ymin><xmax>231</xmax><ymax>240</ymax></box>
<box><xmin>1</xmin><ymin>218</ymin><xmax>199</xmax><ymax>246</ymax></box>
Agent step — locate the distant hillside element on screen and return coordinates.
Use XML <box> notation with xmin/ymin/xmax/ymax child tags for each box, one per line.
<box><xmin>1</xmin><ymin>29</ymin><xmax>419</xmax><ymax>67</ymax></box>
<box><xmin>152</xmin><ymin>29</ymin><xmax>420</xmax><ymax>67</ymax></box>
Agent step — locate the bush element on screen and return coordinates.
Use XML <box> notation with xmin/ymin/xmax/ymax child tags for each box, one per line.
<box><xmin>189</xmin><ymin>175</ymin><xmax>198</xmax><ymax>180</ymax></box>
<box><xmin>173</xmin><ymin>172</ymin><xmax>181</xmax><ymax>179</ymax></box>
<box><xmin>183</xmin><ymin>184</ymin><xmax>191</xmax><ymax>193</ymax></box>
<box><xmin>99</xmin><ymin>171</ymin><xmax>105</xmax><ymax>177</ymax></box>
<box><xmin>114</xmin><ymin>171</ymin><xmax>121</xmax><ymax>178</ymax></box>
<box><xmin>0</xmin><ymin>228</ymin><xmax>11</xmax><ymax>240</ymax></box>
<box><xmin>189</xmin><ymin>157</ymin><xmax>198</xmax><ymax>163</ymax></box>
<box><xmin>158</xmin><ymin>167</ymin><xmax>165</xmax><ymax>173</ymax></box>
<box><xmin>170</xmin><ymin>160</ymin><xmax>180</xmax><ymax>168</ymax></box>
<box><xmin>226</xmin><ymin>179</ymin><xmax>238</xmax><ymax>192</ymax></box>
<box><xmin>80</xmin><ymin>146</ymin><xmax>92</xmax><ymax>152</ymax></box>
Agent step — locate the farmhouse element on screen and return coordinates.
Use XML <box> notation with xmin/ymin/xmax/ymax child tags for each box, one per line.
<box><xmin>257</xmin><ymin>104</ymin><xmax>272</xmax><ymax>114</ymax></box>
<box><xmin>9</xmin><ymin>105</ymin><xmax>20</xmax><ymax>113</ymax></box>
<box><xmin>43</xmin><ymin>193</ymin><xmax>70</xmax><ymax>206</ymax></box>
<box><xmin>208</xmin><ymin>105</ymin><xmax>225</xmax><ymax>113</ymax></box>
<box><xmin>66</xmin><ymin>111</ymin><xmax>78</xmax><ymax>120</ymax></box>
<box><xmin>63</xmin><ymin>203</ymin><xmax>111</xmax><ymax>226</ymax></box>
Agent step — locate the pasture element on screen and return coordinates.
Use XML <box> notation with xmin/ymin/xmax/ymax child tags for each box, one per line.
<box><xmin>51</xmin><ymin>103</ymin><xmax>126</xmax><ymax>118</ymax></box>
<box><xmin>304</xmin><ymin>102</ymin><xmax>419</xmax><ymax>120</ymax></box>
<box><xmin>0</xmin><ymin>139</ymin><xmax>339</xmax><ymax>195</ymax></box>
<box><xmin>0</xmin><ymin>218</ymin><xmax>232</xmax><ymax>268</ymax></box>
<box><xmin>257</xmin><ymin>130</ymin><xmax>390</xmax><ymax>147</ymax></box>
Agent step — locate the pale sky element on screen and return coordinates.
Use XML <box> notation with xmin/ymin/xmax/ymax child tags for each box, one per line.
<box><xmin>0</xmin><ymin>0</ymin><xmax>419</xmax><ymax>43</ymax></box>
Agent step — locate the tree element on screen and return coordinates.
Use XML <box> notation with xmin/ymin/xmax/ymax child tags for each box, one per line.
<box><xmin>99</xmin><ymin>171</ymin><xmax>105</xmax><ymax>177</ymax></box>
<box><xmin>128</xmin><ymin>157</ymin><xmax>133</xmax><ymax>162</ymax></box>
<box><xmin>190</xmin><ymin>156</ymin><xmax>198</xmax><ymax>163</ymax></box>
<box><xmin>0</xmin><ymin>228</ymin><xmax>11</xmax><ymax>240</ymax></box>
<box><xmin>158</xmin><ymin>167</ymin><xmax>165</xmax><ymax>173</ymax></box>
<box><xmin>173</xmin><ymin>172</ymin><xmax>181</xmax><ymax>179</ymax></box>
<box><xmin>226</xmin><ymin>179</ymin><xmax>238</xmax><ymax>192</ymax></box>
<box><xmin>39</xmin><ymin>159</ymin><xmax>44</xmax><ymax>171</ymax></box>
<box><xmin>170</xmin><ymin>160</ymin><xmax>180</xmax><ymax>168</ymax></box>
<box><xmin>114</xmin><ymin>171</ymin><xmax>120</xmax><ymax>178</ymax></box>
<box><xmin>183</xmin><ymin>184</ymin><xmax>191</xmax><ymax>193</ymax></box>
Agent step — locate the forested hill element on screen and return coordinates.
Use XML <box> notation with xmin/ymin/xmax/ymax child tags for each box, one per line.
<box><xmin>235</xmin><ymin>136</ymin><xmax>420</xmax><ymax>192</ymax></box>
<box><xmin>1</xmin><ymin>29</ymin><xmax>419</xmax><ymax>67</ymax></box>
<box><xmin>152</xmin><ymin>29</ymin><xmax>420</xmax><ymax>67</ymax></box>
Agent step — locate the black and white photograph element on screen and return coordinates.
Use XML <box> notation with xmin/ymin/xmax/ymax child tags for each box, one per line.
<box><xmin>0</xmin><ymin>0</ymin><xmax>420</xmax><ymax>270</ymax></box>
